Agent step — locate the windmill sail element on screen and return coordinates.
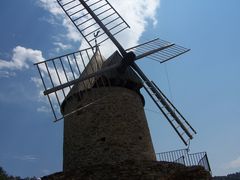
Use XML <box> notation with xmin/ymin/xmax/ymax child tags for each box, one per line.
<box><xmin>34</xmin><ymin>47</ymin><xmax>106</xmax><ymax>121</ymax></box>
<box><xmin>57</xmin><ymin>0</ymin><xmax>130</xmax><ymax>48</ymax></box>
<box><xmin>35</xmin><ymin>0</ymin><xmax>197</xmax><ymax>145</ymax></box>
<box><xmin>57</xmin><ymin>0</ymin><xmax>189</xmax><ymax>62</ymax></box>
<box><xmin>128</xmin><ymin>62</ymin><xmax>196</xmax><ymax>145</ymax></box>
<box><xmin>143</xmin><ymin>80</ymin><xmax>196</xmax><ymax>145</ymax></box>
<box><xmin>126</xmin><ymin>38</ymin><xmax>190</xmax><ymax>63</ymax></box>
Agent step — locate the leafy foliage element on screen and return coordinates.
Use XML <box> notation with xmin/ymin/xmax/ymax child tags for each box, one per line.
<box><xmin>0</xmin><ymin>167</ymin><xmax>8</xmax><ymax>179</ymax></box>
<box><xmin>0</xmin><ymin>166</ymin><xmax>38</xmax><ymax>180</ymax></box>
<box><xmin>213</xmin><ymin>172</ymin><xmax>240</xmax><ymax>180</ymax></box>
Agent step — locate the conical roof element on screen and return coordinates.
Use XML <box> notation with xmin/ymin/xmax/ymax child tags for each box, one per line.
<box><xmin>101</xmin><ymin>51</ymin><xmax>142</xmax><ymax>86</ymax></box>
<box><xmin>66</xmin><ymin>49</ymin><xmax>105</xmax><ymax>97</ymax></box>
<box><xmin>61</xmin><ymin>49</ymin><xmax>144</xmax><ymax>113</ymax></box>
<box><xmin>65</xmin><ymin>49</ymin><xmax>143</xmax><ymax>99</ymax></box>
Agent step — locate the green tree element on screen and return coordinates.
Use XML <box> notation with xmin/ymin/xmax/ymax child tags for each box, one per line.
<box><xmin>0</xmin><ymin>166</ymin><xmax>8</xmax><ymax>180</ymax></box>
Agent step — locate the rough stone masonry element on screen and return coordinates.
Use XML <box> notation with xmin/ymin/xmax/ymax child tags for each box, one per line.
<box><xmin>62</xmin><ymin>87</ymin><xmax>156</xmax><ymax>171</ymax></box>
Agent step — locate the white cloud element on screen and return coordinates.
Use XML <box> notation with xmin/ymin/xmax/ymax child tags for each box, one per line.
<box><xmin>38</xmin><ymin>0</ymin><xmax>82</xmax><ymax>43</ymax></box>
<box><xmin>227</xmin><ymin>156</ymin><xmax>240</xmax><ymax>169</ymax></box>
<box><xmin>37</xmin><ymin>0</ymin><xmax>161</xmax><ymax>54</ymax></box>
<box><xmin>53</xmin><ymin>42</ymin><xmax>72</xmax><ymax>50</ymax></box>
<box><xmin>37</xmin><ymin>106</ymin><xmax>51</xmax><ymax>113</ymax></box>
<box><xmin>38</xmin><ymin>0</ymin><xmax>63</xmax><ymax>16</ymax></box>
<box><xmin>0</xmin><ymin>46</ymin><xmax>61</xmax><ymax>110</ymax></box>
<box><xmin>0</xmin><ymin>46</ymin><xmax>45</xmax><ymax>70</ymax></box>
<box><xmin>13</xmin><ymin>155</ymin><xmax>38</xmax><ymax>162</ymax></box>
<box><xmin>0</xmin><ymin>0</ymin><xmax>160</xmax><ymax>117</ymax></box>
<box><xmin>62</xmin><ymin>19</ymin><xmax>82</xmax><ymax>42</ymax></box>
<box><xmin>31</xmin><ymin>77</ymin><xmax>48</xmax><ymax>104</ymax></box>
<box><xmin>0</xmin><ymin>46</ymin><xmax>66</xmax><ymax>91</ymax></box>
<box><xmin>53</xmin><ymin>42</ymin><xmax>72</xmax><ymax>52</ymax></box>
<box><xmin>31</xmin><ymin>77</ymin><xmax>43</xmax><ymax>89</ymax></box>
<box><xmin>42</xmin><ymin>169</ymin><xmax>50</xmax><ymax>175</ymax></box>
<box><xmin>39</xmin><ymin>15</ymin><xmax>59</xmax><ymax>25</ymax></box>
<box><xmin>0</xmin><ymin>71</ymin><xmax>16</xmax><ymax>78</ymax></box>
<box><xmin>110</xmin><ymin>0</ymin><xmax>160</xmax><ymax>42</ymax></box>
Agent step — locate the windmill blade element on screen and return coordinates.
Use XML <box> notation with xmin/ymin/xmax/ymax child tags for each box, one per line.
<box><xmin>143</xmin><ymin>80</ymin><xmax>196</xmax><ymax>145</ymax></box>
<box><xmin>129</xmin><ymin>62</ymin><xmax>196</xmax><ymax>145</ymax></box>
<box><xmin>34</xmin><ymin>47</ymin><xmax>120</xmax><ymax>121</ymax></box>
<box><xmin>135</xmin><ymin>43</ymin><xmax>175</xmax><ymax>60</ymax></box>
<box><xmin>44</xmin><ymin>61</ymin><xmax>121</xmax><ymax>95</ymax></box>
<box><xmin>58</xmin><ymin>1</ymin><xmax>189</xmax><ymax>64</ymax></box>
<box><xmin>126</xmin><ymin>38</ymin><xmax>190</xmax><ymax>63</ymax></box>
<box><xmin>57</xmin><ymin>0</ymin><xmax>130</xmax><ymax>50</ymax></box>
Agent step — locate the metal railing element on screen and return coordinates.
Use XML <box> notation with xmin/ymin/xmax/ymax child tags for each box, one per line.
<box><xmin>156</xmin><ymin>149</ymin><xmax>211</xmax><ymax>173</ymax></box>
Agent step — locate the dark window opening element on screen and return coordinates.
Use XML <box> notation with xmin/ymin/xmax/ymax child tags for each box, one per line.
<box><xmin>100</xmin><ymin>137</ymin><xmax>106</xmax><ymax>142</ymax></box>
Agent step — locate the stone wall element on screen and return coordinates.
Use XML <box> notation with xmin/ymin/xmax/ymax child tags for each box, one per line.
<box><xmin>62</xmin><ymin>87</ymin><xmax>156</xmax><ymax>172</ymax></box>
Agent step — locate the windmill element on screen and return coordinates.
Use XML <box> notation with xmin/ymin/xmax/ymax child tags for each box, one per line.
<box><xmin>34</xmin><ymin>0</ymin><xmax>197</xmax><ymax>172</ymax></box>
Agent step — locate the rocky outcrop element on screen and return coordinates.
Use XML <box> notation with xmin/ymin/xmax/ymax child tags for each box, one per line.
<box><xmin>42</xmin><ymin>160</ymin><xmax>211</xmax><ymax>180</ymax></box>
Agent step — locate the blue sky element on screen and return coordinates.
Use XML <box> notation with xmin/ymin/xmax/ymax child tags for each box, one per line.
<box><xmin>0</xmin><ymin>0</ymin><xmax>240</xmax><ymax>178</ymax></box>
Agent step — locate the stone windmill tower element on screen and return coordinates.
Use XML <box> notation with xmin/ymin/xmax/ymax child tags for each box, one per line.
<box><xmin>35</xmin><ymin>0</ymin><xmax>199</xmax><ymax>178</ymax></box>
<box><xmin>61</xmin><ymin>49</ymin><xmax>156</xmax><ymax>171</ymax></box>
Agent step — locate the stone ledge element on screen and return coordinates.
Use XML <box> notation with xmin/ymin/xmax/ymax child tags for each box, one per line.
<box><xmin>42</xmin><ymin>160</ymin><xmax>211</xmax><ymax>180</ymax></box>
